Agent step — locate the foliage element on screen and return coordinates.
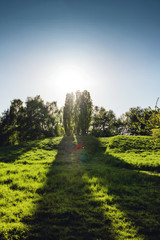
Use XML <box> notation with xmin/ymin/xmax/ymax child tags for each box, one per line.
<box><xmin>130</xmin><ymin>99</ymin><xmax>160</xmax><ymax>136</ymax></box>
<box><xmin>106</xmin><ymin>135</ymin><xmax>156</xmax><ymax>152</ymax></box>
<box><xmin>0</xmin><ymin>100</ymin><xmax>24</xmax><ymax>146</ymax></box>
<box><xmin>75</xmin><ymin>90</ymin><xmax>92</xmax><ymax>135</ymax></box>
<box><xmin>1</xmin><ymin>91</ymin><xmax>158</xmax><ymax>146</ymax></box>
<box><xmin>91</xmin><ymin>106</ymin><xmax>117</xmax><ymax>137</ymax></box>
<box><xmin>25</xmin><ymin>96</ymin><xmax>61</xmax><ymax>140</ymax></box>
<box><xmin>0</xmin><ymin>96</ymin><xmax>62</xmax><ymax>146</ymax></box>
<box><xmin>123</xmin><ymin>107</ymin><xmax>150</xmax><ymax>135</ymax></box>
<box><xmin>152</xmin><ymin>128</ymin><xmax>160</xmax><ymax>149</ymax></box>
<box><xmin>63</xmin><ymin>90</ymin><xmax>93</xmax><ymax>136</ymax></box>
<box><xmin>63</xmin><ymin>93</ymin><xmax>74</xmax><ymax>136</ymax></box>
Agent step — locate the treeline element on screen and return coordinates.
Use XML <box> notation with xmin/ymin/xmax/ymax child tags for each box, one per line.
<box><xmin>0</xmin><ymin>90</ymin><xmax>159</xmax><ymax>146</ymax></box>
<box><xmin>0</xmin><ymin>96</ymin><xmax>63</xmax><ymax>146</ymax></box>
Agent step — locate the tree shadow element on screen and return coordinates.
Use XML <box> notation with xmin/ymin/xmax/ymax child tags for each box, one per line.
<box><xmin>20</xmin><ymin>136</ymin><xmax>160</xmax><ymax>239</ymax></box>
<box><xmin>0</xmin><ymin>137</ymin><xmax>62</xmax><ymax>164</ymax></box>
<box><xmin>0</xmin><ymin>141</ymin><xmax>37</xmax><ymax>163</ymax></box>
<box><xmin>23</xmin><ymin>136</ymin><xmax>117</xmax><ymax>240</ymax></box>
<box><xmin>81</xmin><ymin>137</ymin><xmax>160</xmax><ymax>240</ymax></box>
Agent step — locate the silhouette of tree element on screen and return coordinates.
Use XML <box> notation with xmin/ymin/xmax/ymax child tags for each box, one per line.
<box><xmin>63</xmin><ymin>93</ymin><xmax>74</xmax><ymax>136</ymax></box>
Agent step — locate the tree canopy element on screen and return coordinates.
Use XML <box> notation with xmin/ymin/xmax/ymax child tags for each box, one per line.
<box><xmin>0</xmin><ymin>96</ymin><xmax>63</xmax><ymax>146</ymax></box>
<box><xmin>63</xmin><ymin>90</ymin><xmax>92</xmax><ymax>136</ymax></box>
<box><xmin>0</xmin><ymin>91</ymin><xmax>159</xmax><ymax>146</ymax></box>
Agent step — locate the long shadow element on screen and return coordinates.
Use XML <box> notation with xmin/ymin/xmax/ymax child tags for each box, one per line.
<box><xmin>78</xmin><ymin>137</ymin><xmax>160</xmax><ymax>240</ymax></box>
<box><xmin>0</xmin><ymin>141</ymin><xmax>37</xmax><ymax>163</ymax></box>
<box><xmin>0</xmin><ymin>137</ymin><xmax>62</xmax><ymax>164</ymax></box>
<box><xmin>0</xmin><ymin>137</ymin><xmax>62</xmax><ymax>190</ymax></box>
<box><xmin>23</xmin><ymin>136</ymin><xmax>116</xmax><ymax>240</ymax></box>
<box><xmin>20</xmin><ymin>136</ymin><xmax>160</xmax><ymax>239</ymax></box>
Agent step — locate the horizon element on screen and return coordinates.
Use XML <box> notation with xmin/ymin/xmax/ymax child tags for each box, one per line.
<box><xmin>0</xmin><ymin>90</ymin><xmax>158</xmax><ymax>119</ymax></box>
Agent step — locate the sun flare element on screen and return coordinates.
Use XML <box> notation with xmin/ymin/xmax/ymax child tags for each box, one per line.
<box><xmin>51</xmin><ymin>62</ymin><xmax>93</xmax><ymax>93</ymax></box>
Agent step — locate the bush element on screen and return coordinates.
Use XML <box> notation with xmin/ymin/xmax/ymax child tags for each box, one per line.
<box><xmin>152</xmin><ymin>129</ymin><xmax>160</xmax><ymax>149</ymax></box>
<box><xmin>107</xmin><ymin>135</ymin><xmax>157</xmax><ymax>152</ymax></box>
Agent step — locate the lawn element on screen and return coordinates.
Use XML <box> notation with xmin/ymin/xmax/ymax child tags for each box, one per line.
<box><xmin>0</xmin><ymin>135</ymin><xmax>160</xmax><ymax>239</ymax></box>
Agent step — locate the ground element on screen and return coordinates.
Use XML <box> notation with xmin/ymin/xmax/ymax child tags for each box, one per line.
<box><xmin>0</xmin><ymin>135</ymin><xmax>160</xmax><ymax>240</ymax></box>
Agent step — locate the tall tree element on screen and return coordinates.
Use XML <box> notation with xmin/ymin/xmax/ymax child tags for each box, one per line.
<box><xmin>74</xmin><ymin>91</ymin><xmax>81</xmax><ymax>135</ymax></box>
<box><xmin>63</xmin><ymin>93</ymin><xmax>74</xmax><ymax>136</ymax></box>
<box><xmin>63</xmin><ymin>90</ymin><xmax>93</xmax><ymax>136</ymax></box>
<box><xmin>75</xmin><ymin>90</ymin><xmax>93</xmax><ymax>135</ymax></box>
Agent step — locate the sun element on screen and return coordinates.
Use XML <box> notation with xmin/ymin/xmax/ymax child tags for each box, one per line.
<box><xmin>51</xmin><ymin>62</ymin><xmax>92</xmax><ymax>93</ymax></box>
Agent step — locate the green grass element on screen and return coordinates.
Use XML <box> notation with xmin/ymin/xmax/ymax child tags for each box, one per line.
<box><xmin>0</xmin><ymin>135</ymin><xmax>160</xmax><ymax>239</ymax></box>
<box><xmin>105</xmin><ymin>135</ymin><xmax>160</xmax><ymax>171</ymax></box>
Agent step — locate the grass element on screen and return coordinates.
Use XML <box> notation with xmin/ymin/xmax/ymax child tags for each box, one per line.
<box><xmin>106</xmin><ymin>135</ymin><xmax>160</xmax><ymax>171</ymax></box>
<box><xmin>0</xmin><ymin>135</ymin><xmax>160</xmax><ymax>239</ymax></box>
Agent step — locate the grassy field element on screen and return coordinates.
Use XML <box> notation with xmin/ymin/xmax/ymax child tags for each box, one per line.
<box><xmin>0</xmin><ymin>135</ymin><xmax>160</xmax><ymax>239</ymax></box>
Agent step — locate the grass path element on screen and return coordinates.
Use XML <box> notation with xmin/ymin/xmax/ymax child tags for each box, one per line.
<box><xmin>0</xmin><ymin>136</ymin><xmax>160</xmax><ymax>239</ymax></box>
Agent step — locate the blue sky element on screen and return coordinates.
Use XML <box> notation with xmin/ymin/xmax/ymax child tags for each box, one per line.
<box><xmin>0</xmin><ymin>0</ymin><xmax>160</xmax><ymax>117</ymax></box>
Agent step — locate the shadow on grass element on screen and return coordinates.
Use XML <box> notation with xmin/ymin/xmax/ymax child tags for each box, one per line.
<box><xmin>79</xmin><ymin>137</ymin><xmax>160</xmax><ymax>240</ymax></box>
<box><xmin>0</xmin><ymin>141</ymin><xmax>37</xmax><ymax>163</ymax></box>
<box><xmin>0</xmin><ymin>137</ymin><xmax>62</xmax><ymax>164</ymax></box>
<box><xmin>23</xmin><ymin>136</ymin><xmax>116</xmax><ymax>240</ymax></box>
<box><xmin>22</xmin><ymin>136</ymin><xmax>160</xmax><ymax>240</ymax></box>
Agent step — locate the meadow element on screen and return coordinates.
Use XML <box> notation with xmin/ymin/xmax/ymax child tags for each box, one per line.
<box><xmin>0</xmin><ymin>135</ymin><xmax>160</xmax><ymax>240</ymax></box>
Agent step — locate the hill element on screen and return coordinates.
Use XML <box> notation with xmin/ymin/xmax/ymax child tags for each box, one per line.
<box><xmin>0</xmin><ymin>136</ymin><xmax>160</xmax><ymax>239</ymax></box>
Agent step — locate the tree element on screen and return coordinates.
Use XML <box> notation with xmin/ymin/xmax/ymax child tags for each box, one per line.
<box><xmin>115</xmin><ymin>114</ymin><xmax>127</xmax><ymax>135</ymax></box>
<box><xmin>63</xmin><ymin>93</ymin><xmax>74</xmax><ymax>136</ymax></box>
<box><xmin>91</xmin><ymin>106</ymin><xmax>117</xmax><ymax>137</ymax></box>
<box><xmin>74</xmin><ymin>91</ymin><xmax>81</xmax><ymax>135</ymax></box>
<box><xmin>25</xmin><ymin>96</ymin><xmax>60</xmax><ymax>140</ymax></box>
<box><xmin>131</xmin><ymin>99</ymin><xmax>160</xmax><ymax>146</ymax></box>
<box><xmin>63</xmin><ymin>90</ymin><xmax>93</xmax><ymax>136</ymax></box>
<box><xmin>75</xmin><ymin>90</ymin><xmax>93</xmax><ymax>135</ymax></box>
<box><xmin>10</xmin><ymin>99</ymin><xmax>25</xmax><ymax>143</ymax></box>
<box><xmin>0</xmin><ymin>95</ymin><xmax>61</xmax><ymax>146</ymax></box>
<box><xmin>0</xmin><ymin>109</ymin><xmax>11</xmax><ymax>145</ymax></box>
<box><xmin>124</xmin><ymin>107</ymin><xmax>149</xmax><ymax>135</ymax></box>
<box><xmin>0</xmin><ymin>99</ymin><xmax>24</xmax><ymax>145</ymax></box>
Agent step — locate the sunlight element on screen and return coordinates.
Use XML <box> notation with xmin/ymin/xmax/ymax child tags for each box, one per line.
<box><xmin>82</xmin><ymin>174</ymin><xmax>142</xmax><ymax>240</ymax></box>
<box><xmin>50</xmin><ymin>62</ymin><xmax>93</xmax><ymax>94</ymax></box>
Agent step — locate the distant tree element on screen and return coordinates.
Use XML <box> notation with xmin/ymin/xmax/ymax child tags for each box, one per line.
<box><xmin>0</xmin><ymin>95</ymin><xmax>61</xmax><ymax>146</ymax></box>
<box><xmin>91</xmin><ymin>105</ymin><xmax>100</xmax><ymax>136</ymax></box>
<box><xmin>123</xmin><ymin>107</ymin><xmax>151</xmax><ymax>135</ymax></box>
<box><xmin>75</xmin><ymin>90</ymin><xmax>93</xmax><ymax>135</ymax></box>
<box><xmin>51</xmin><ymin>106</ymin><xmax>64</xmax><ymax>137</ymax></box>
<box><xmin>115</xmin><ymin>114</ymin><xmax>127</xmax><ymax>135</ymax></box>
<box><xmin>132</xmin><ymin>99</ymin><xmax>160</xmax><ymax>136</ymax></box>
<box><xmin>63</xmin><ymin>90</ymin><xmax>92</xmax><ymax>136</ymax></box>
<box><xmin>63</xmin><ymin>93</ymin><xmax>74</xmax><ymax>136</ymax></box>
<box><xmin>25</xmin><ymin>95</ymin><xmax>60</xmax><ymax>140</ymax></box>
<box><xmin>0</xmin><ymin>109</ymin><xmax>11</xmax><ymax>145</ymax></box>
<box><xmin>25</xmin><ymin>96</ymin><xmax>45</xmax><ymax>139</ymax></box>
<box><xmin>129</xmin><ymin>99</ymin><xmax>160</xmax><ymax>148</ymax></box>
<box><xmin>74</xmin><ymin>91</ymin><xmax>81</xmax><ymax>135</ymax></box>
<box><xmin>10</xmin><ymin>99</ymin><xmax>25</xmax><ymax>143</ymax></box>
<box><xmin>0</xmin><ymin>99</ymin><xmax>24</xmax><ymax>145</ymax></box>
<box><xmin>91</xmin><ymin>106</ymin><xmax>117</xmax><ymax>137</ymax></box>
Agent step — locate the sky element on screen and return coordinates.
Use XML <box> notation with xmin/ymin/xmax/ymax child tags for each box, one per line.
<box><xmin>0</xmin><ymin>0</ymin><xmax>160</xmax><ymax>117</ymax></box>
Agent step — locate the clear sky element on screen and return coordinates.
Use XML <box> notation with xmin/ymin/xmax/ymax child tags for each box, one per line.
<box><xmin>0</xmin><ymin>0</ymin><xmax>160</xmax><ymax>117</ymax></box>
